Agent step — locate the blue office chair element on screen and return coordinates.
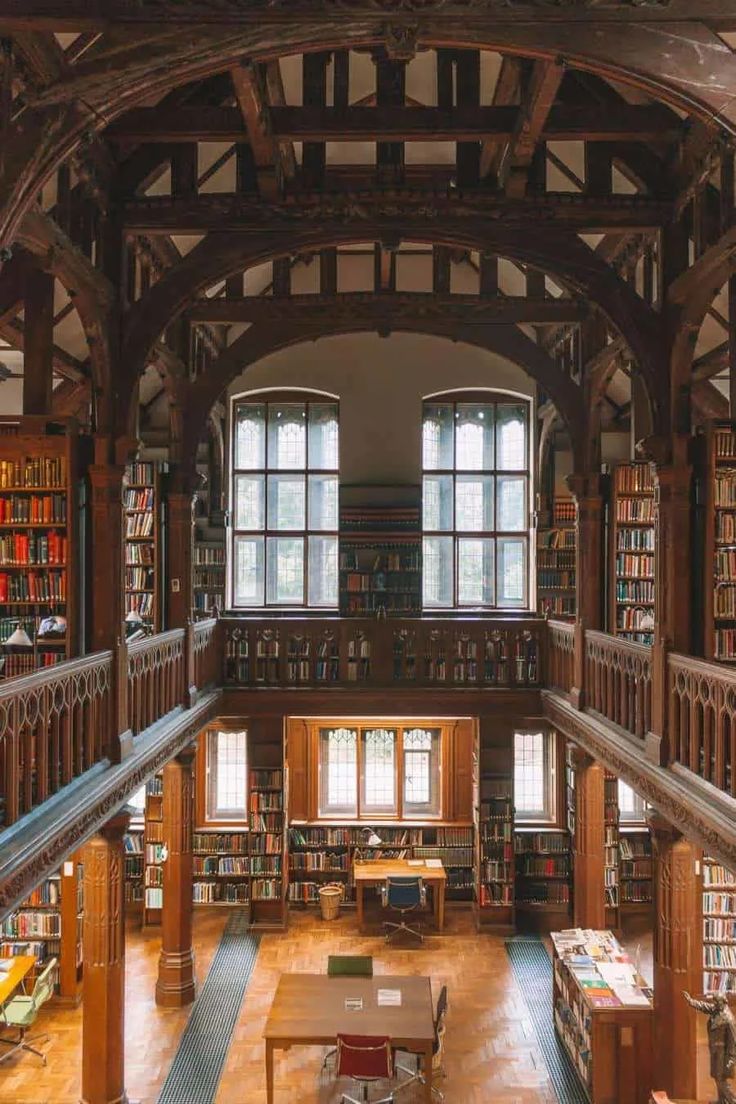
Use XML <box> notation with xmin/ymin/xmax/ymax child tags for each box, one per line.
<box><xmin>381</xmin><ymin>877</ymin><xmax>426</xmax><ymax>942</ymax></box>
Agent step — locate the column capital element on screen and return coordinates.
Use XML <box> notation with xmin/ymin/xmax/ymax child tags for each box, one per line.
<box><xmin>565</xmin><ymin>470</ymin><xmax>604</xmax><ymax>505</ymax></box>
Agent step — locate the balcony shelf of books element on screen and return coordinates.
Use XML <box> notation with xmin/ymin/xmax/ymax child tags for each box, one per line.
<box><xmin>124</xmin><ymin>461</ymin><xmax>162</xmax><ymax>632</ymax></box>
<box><xmin>339</xmin><ymin>503</ymin><xmax>421</xmax><ymax>617</ymax></box>
<box><xmin>537</xmin><ymin>496</ymin><xmax>576</xmax><ymax>619</ymax></box>
<box><xmin>0</xmin><ymin>423</ymin><xmax>78</xmax><ymax>679</ymax></box>
<box><xmin>702</xmin><ymin>856</ymin><xmax>736</xmax><ymax>996</ymax></box>
<box><xmin>703</xmin><ymin>424</ymin><xmax>736</xmax><ymax>662</ymax></box>
<box><xmin>610</xmin><ymin>462</ymin><xmax>655</xmax><ymax>646</ymax></box>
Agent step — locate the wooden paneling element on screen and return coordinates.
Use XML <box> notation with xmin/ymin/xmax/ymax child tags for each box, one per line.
<box><xmin>285</xmin><ymin>717</ymin><xmax>309</xmax><ymax>822</ymax></box>
<box><xmin>452</xmin><ymin>717</ymin><xmax>475</xmax><ymax>822</ymax></box>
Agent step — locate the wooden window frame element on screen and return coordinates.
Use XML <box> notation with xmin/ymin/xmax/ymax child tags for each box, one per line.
<box><xmin>229</xmin><ymin>391</ymin><xmax>339</xmax><ymax>610</ymax></box>
<box><xmin>422</xmin><ymin>391</ymin><xmax>532</xmax><ymax>611</ymax></box>
<box><xmin>195</xmin><ymin>723</ymin><xmax>249</xmax><ymax>829</ymax></box>
<box><xmin>513</xmin><ymin>727</ymin><xmax>559</xmax><ymax>826</ymax></box>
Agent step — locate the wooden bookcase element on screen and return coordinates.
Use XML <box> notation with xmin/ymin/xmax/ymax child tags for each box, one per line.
<box><xmin>552</xmin><ymin>929</ymin><xmax>653</xmax><ymax>1104</ymax></box>
<box><xmin>124</xmin><ymin>461</ymin><xmax>161</xmax><ymax>632</ymax></box>
<box><xmin>475</xmin><ymin>773</ymin><xmax>514</xmax><ymax>929</ymax></box>
<box><xmin>0</xmin><ymin>856</ymin><xmax>83</xmax><ymax>1006</ymax></box>
<box><xmin>604</xmin><ymin>771</ymin><xmax>620</xmax><ymax>928</ymax></box>
<box><xmin>514</xmin><ymin>829</ymin><xmax>572</xmax><ymax>930</ymax></box>
<box><xmin>703</xmin><ymin>424</ymin><xmax>736</xmax><ymax>662</ymax></box>
<box><xmin>192</xmin><ymin>831</ymin><xmax>249</xmax><ymax>906</ymax></box>
<box><xmin>123</xmin><ymin>827</ymin><xmax>144</xmax><ymax>913</ymax></box>
<box><xmin>143</xmin><ymin>775</ymin><xmax>164</xmax><ymax>926</ymax></box>
<box><xmin>339</xmin><ymin>504</ymin><xmax>421</xmax><ymax>617</ymax></box>
<box><xmin>610</xmin><ymin>462</ymin><xmax>655</xmax><ymax>645</ymax></box>
<box><xmin>537</xmin><ymin>496</ymin><xmax>576</xmax><ymax>619</ymax></box>
<box><xmin>0</xmin><ymin>423</ymin><xmax>78</xmax><ymax>677</ymax></box>
<box><xmin>193</xmin><ymin>540</ymin><xmax>225</xmax><ymax>616</ymax></box>
<box><xmin>702</xmin><ymin>855</ymin><xmax>736</xmax><ymax>996</ymax></box>
<box><xmin>619</xmin><ymin>830</ymin><xmax>653</xmax><ymax>915</ymax></box>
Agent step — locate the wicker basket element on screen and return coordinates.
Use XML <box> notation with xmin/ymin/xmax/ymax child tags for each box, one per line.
<box><xmin>319</xmin><ymin>882</ymin><xmax>345</xmax><ymax>921</ymax></box>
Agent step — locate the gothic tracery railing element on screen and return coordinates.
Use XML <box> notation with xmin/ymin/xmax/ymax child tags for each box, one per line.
<box><xmin>585</xmin><ymin>630</ymin><xmax>652</xmax><ymax>740</ymax></box>
<box><xmin>546</xmin><ymin>619</ymin><xmax>575</xmax><ymax>695</ymax></box>
<box><xmin>668</xmin><ymin>652</ymin><xmax>736</xmax><ymax>797</ymax></box>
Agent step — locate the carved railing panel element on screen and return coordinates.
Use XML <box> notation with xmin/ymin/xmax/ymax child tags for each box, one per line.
<box><xmin>192</xmin><ymin>618</ymin><xmax>218</xmax><ymax>690</ymax></box>
<box><xmin>127</xmin><ymin>630</ymin><xmax>184</xmax><ymax>736</ymax></box>
<box><xmin>221</xmin><ymin>616</ymin><xmax>545</xmax><ymax>689</ymax></box>
<box><xmin>585</xmin><ymin>630</ymin><xmax>652</xmax><ymax>740</ymax></box>
<box><xmin>547</xmin><ymin>619</ymin><xmax>575</xmax><ymax>695</ymax></box>
<box><xmin>668</xmin><ymin>653</ymin><xmax>736</xmax><ymax>796</ymax></box>
<box><xmin>0</xmin><ymin>652</ymin><xmax>112</xmax><ymax>828</ymax></box>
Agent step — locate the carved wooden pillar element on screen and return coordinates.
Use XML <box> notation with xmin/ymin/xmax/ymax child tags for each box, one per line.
<box><xmin>164</xmin><ymin>470</ymin><xmax>197</xmax><ymax>631</ymax></box>
<box><xmin>566</xmin><ymin>472</ymin><xmax>603</xmax><ymax>706</ymax></box>
<box><xmin>88</xmin><ymin>461</ymin><xmax>125</xmax><ymax>653</ymax></box>
<box><xmin>81</xmin><ymin>813</ymin><xmax>129</xmax><ymax>1104</ymax></box>
<box><xmin>649</xmin><ymin>814</ymin><xmax>701</xmax><ymax>1101</ymax></box>
<box><xmin>572</xmin><ymin>751</ymin><xmax>606</xmax><ymax>930</ymax></box>
<box><xmin>156</xmin><ymin>747</ymin><xmax>196</xmax><ymax>1007</ymax></box>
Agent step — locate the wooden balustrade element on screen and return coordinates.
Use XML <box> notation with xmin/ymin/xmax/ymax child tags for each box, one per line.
<box><xmin>222</xmin><ymin>616</ymin><xmax>545</xmax><ymax>689</ymax></box>
<box><xmin>585</xmin><ymin>630</ymin><xmax>652</xmax><ymax>740</ymax></box>
<box><xmin>547</xmin><ymin>619</ymin><xmax>575</xmax><ymax>694</ymax></box>
<box><xmin>0</xmin><ymin>651</ymin><xmax>112</xmax><ymax>829</ymax></box>
<box><xmin>668</xmin><ymin>651</ymin><xmax>736</xmax><ymax>796</ymax></box>
<box><xmin>192</xmin><ymin>618</ymin><xmax>218</xmax><ymax>691</ymax></box>
<box><xmin>127</xmin><ymin>629</ymin><xmax>185</xmax><ymax>737</ymax></box>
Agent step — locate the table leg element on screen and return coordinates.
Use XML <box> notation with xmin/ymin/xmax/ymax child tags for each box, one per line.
<box><xmin>423</xmin><ymin>1042</ymin><xmax>434</xmax><ymax>1102</ymax></box>
<box><xmin>357</xmin><ymin>882</ymin><xmax>364</xmax><ymax>932</ymax></box>
<box><xmin>265</xmin><ymin>1039</ymin><xmax>275</xmax><ymax>1104</ymax></box>
<box><xmin>438</xmin><ymin>882</ymin><xmax>445</xmax><ymax>932</ymax></box>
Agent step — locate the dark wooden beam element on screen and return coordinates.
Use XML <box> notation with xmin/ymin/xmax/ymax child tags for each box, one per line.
<box><xmin>0</xmin><ymin>316</ymin><xmax>85</xmax><ymax>383</ymax></box>
<box><xmin>22</xmin><ymin>265</ymin><xmax>55</xmax><ymax>415</ymax></box>
<box><xmin>184</xmin><ymin>292</ymin><xmax>588</xmax><ymax>326</ymax></box>
<box><xmin>230</xmin><ymin>63</ymin><xmax>280</xmax><ymax>201</ymax></box>
<box><xmin>480</xmin><ymin>55</ymin><xmax>522</xmax><ymax>181</ymax></box>
<box><xmin>499</xmin><ymin>60</ymin><xmax>564</xmax><ymax>198</ymax></box>
<box><xmin>106</xmin><ymin>106</ymin><xmax>247</xmax><ymax>144</ymax></box>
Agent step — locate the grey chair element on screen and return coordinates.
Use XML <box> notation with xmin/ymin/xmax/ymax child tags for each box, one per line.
<box><xmin>394</xmin><ymin>985</ymin><xmax>448</xmax><ymax>1101</ymax></box>
<box><xmin>0</xmin><ymin>956</ymin><xmax>57</xmax><ymax>1066</ymax></box>
<box><xmin>381</xmin><ymin>877</ymin><xmax>426</xmax><ymax>942</ymax></box>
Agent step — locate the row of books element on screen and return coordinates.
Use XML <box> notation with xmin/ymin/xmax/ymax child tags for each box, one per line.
<box><xmin>615</xmin><ymin>466</ymin><xmax>654</xmax><ymax>494</ymax></box>
<box><xmin>619</xmin><ymin>837</ymin><xmax>652</xmax><ymax>859</ymax></box>
<box><xmin>704</xmin><ymin>917</ymin><xmax>736</xmax><ymax>940</ymax></box>
<box><xmin>516</xmin><ymin>856</ymin><xmax>570</xmax><ymax>877</ymax></box>
<box><xmin>1</xmin><ymin>653</ymin><xmax>61</xmax><ymax>676</ymax></box>
<box><xmin>414</xmin><ymin>846</ymin><xmax>473</xmax><ymax>866</ymax></box>
<box><xmin>616</xmin><ymin>501</ymin><xmax>654</xmax><ymax>522</ymax></box>
<box><xmin>193</xmin><ymin>546</ymin><xmax>225</xmax><ymax>565</ymax></box>
<box><xmin>0</xmin><ymin>494</ymin><xmax>66</xmax><ymax>523</ymax></box>
<box><xmin>126</xmin><ymin>513</ymin><xmax>154</xmax><ymax>538</ymax></box>
<box><xmin>126</xmin><ymin>544</ymin><xmax>154</xmax><ymax>565</ymax></box>
<box><xmin>538</xmin><ymin>571</ymin><xmax>574</xmax><ymax>589</ymax></box>
<box><xmin>193</xmin><ymin>568</ymin><xmax>225</xmax><ymax>588</ymax></box>
<box><xmin>0</xmin><ymin>911</ymin><xmax>61</xmax><ymax>938</ymax></box>
<box><xmin>290</xmin><ymin>852</ymin><xmax>349</xmax><ymax>871</ymax></box>
<box><xmin>714</xmin><ymin>429</ymin><xmax>736</xmax><ymax>458</ymax></box>
<box><xmin>125</xmin><ymin>567</ymin><xmax>154</xmax><ymax>590</ymax></box>
<box><xmin>704</xmin><ymin>892</ymin><xmax>736</xmax><ymax>914</ymax></box>
<box><xmin>250</xmin><ymin>834</ymin><xmax>282</xmax><ymax>854</ymax></box>
<box><xmin>715</xmin><ymin>473</ymin><xmax>736</xmax><ymax>507</ymax></box>
<box><xmin>251</xmin><ymin>770</ymin><xmax>282</xmax><ymax>788</ymax></box>
<box><xmin>704</xmin><ymin>971</ymin><xmax>736</xmax><ymax>993</ymax></box>
<box><xmin>251</xmin><ymin>878</ymin><xmax>281</xmax><ymax>900</ymax></box>
<box><xmin>340</xmin><ymin>552</ymin><xmax>421</xmax><ymax>571</ymax></box>
<box><xmin>537</xmin><ymin>548</ymin><xmax>575</xmax><ymax>569</ymax></box>
<box><xmin>127</xmin><ymin>463</ymin><xmax>155</xmax><ymax>484</ymax></box>
<box><xmin>478</xmin><ymin>883</ymin><xmax>513</xmax><ymax>906</ymax></box>
<box><xmin>620</xmin><ymin>883</ymin><xmax>653</xmax><ymax>903</ymax></box>
<box><xmin>516</xmin><ymin>882</ymin><xmax>570</xmax><ymax>904</ymax></box>
<box><xmin>538</xmin><ymin>530</ymin><xmax>575</xmax><ymax>550</ymax></box>
<box><xmin>616</xmin><ymin>609</ymin><xmax>654</xmax><ymax>631</ymax></box>
<box><xmin>515</xmin><ymin>833</ymin><xmax>569</xmax><ymax>854</ymax></box>
<box><xmin>617</xmin><ymin>530</ymin><xmax>654</xmax><ymax>550</ymax></box>
<box><xmin>193</xmin><ymin>882</ymin><xmax>249</xmax><ymax>904</ymax></box>
<box><xmin>145</xmin><ymin>867</ymin><xmax>163</xmax><ymax>887</ymax></box>
<box><xmin>124</xmin><ymin>489</ymin><xmax>154</xmax><ymax>511</ymax></box>
<box><xmin>615</xmin><ymin>554</ymin><xmax>654</xmax><ymax>578</ymax></box>
<box><xmin>193</xmin><ymin>857</ymin><xmax>249</xmax><ymax>875</ymax></box>
<box><xmin>703</xmin><ymin>864</ymin><xmax>736</xmax><ymax>886</ymax></box>
<box><xmin>715</xmin><ymin>551</ymin><xmax>736</xmax><ymax>579</ymax></box>
<box><xmin>249</xmin><ymin>792</ymin><xmax>283</xmax><ymax>812</ymax></box>
<box><xmin>0</xmin><ymin>457</ymin><xmax>66</xmax><ymax>489</ymax></box>
<box><xmin>714</xmin><ymin>589</ymin><xmax>736</xmax><ymax>618</ymax></box>
<box><xmin>250</xmin><ymin>856</ymin><xmax>282</xmax><ymax>874</ymax></box>
<box><xmin>620</xmin><ymin>859</ymin><xmax>653</xmax><ymax>878</ymax></box>
<box><xmin>704</xmin><ymin>944</ymin><xmax>736</xmax><ymax>967</ymax></box>
<box><xmin>251</xmin><ymin>813</ymin><xmax>282</xmax><ymax>831</ymax></box>
<box><xmin>193</xmin><ymin>833</ymin><xmax>248</xmax><ymax>853</ymax></box>
<box><xmin>716</xmin><ymin>513</ymin><xmax>736</xmax><ymax>543</ymax></box>
<box><xmin>615</xmin><ymin>581</ymin><xmax>655</xmax><ymax>602</ymax></box>
<box><xmin>0</xmin><ymin>570</ymin><xmax>66</xmax><ymax>601</ymax></box>
<box><xmin>126</xmin><ymin>593</ymin><xmax>154</xmax><ymax>616</ymax></box>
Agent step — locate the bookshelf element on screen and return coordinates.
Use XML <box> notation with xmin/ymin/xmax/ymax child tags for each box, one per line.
<box><xmin>702</xmin><ymin>856</ymin><xmax>736</xmax><ymax>995</ymax></box>
<box><xmin>704</xmin><ymin>424</ymin><xmax>736</xmax><ymax>662</ymax></box>
<box><xmin>339</xmin><ymin>504</ymin><xmax>421</xmax><ymax>617</ymax></box>
<box><xmin>192</xmin><ymin>832</ymin><xmax>249</xmax><ymax>907</ymax></box>
<box><xmin>124</xmin><ymin>461</ymin><xmax>161</xmax><ymax>632</ymax></box>
<box><xmin>611</xmin><ymin>462</ymin><xmax>655</xmax><ymax>646</ymax></box>
<box><xmin>619</xmin><ymin>830</ymin><xmax>653</xmax><ymax>914</ymax></box>
<box><xmin>193</xmin><ymin>541</ymin><xmax>225</xmax><ymax>616</ymax></box>
<box><xmin>604</xmin><ymin>771</ymin><xmax>620</xmax><ymax>928</ymax></box>
<box><xmin>249</xmin><ymin>766</ymin><xmax>285</xmax><ymax>928</ymax></box>
<box><xmin>0</xmin><ymin>857</ymin><xmax>83</xmax><ymax>1005</ymax></box>
<box><xmin>514</xmin><ymin>829</ymin><xmax>572</xmax><ymax>930</ymax></box>
<box><xmin>476</xmin><ymin>774</ymin><xmax>514</xmax><ymax>928</ymax></box>
<box><xmin>0</xmin><ymin>426</ymin><xmax>78</xmax><ymax>678</ymax></box>
<box><xmin>537</xmin><ymin>497</ymin><xmax>576</xmax><ymax>619</ymax></box>
<box><xmin>143</xmin><ymin>775</ymin><xmax>164</xmax><ymax>926</ymax></box>
<box><xmin>123</xmin><ymin>828</ymin><xmax>144</xmax><ymax>912</ymax></box>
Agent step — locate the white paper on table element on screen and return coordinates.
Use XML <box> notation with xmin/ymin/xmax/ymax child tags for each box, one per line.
<box><xmin>377</xmin><ymin>989</ymin><xmax>402</xmax><ymax>1007</ymax></box>
<box><xmin>597</xmin><ymin>962</ymin><xmax>636</xmax><ymax>990</ymax></box>
<box><xmin>424</xmin><ymin>859</ymin><xmax>443</xmax><ymax>868</ymax></box>
<box><xmin>612</xmin><ymin>985</ymin><xmax>650</xmax><ymax>1007</ymax></box>
<box><xmin>407</xmin><ymin>860</ymin><xmax>424</xmax><ymax>866</ymax></box>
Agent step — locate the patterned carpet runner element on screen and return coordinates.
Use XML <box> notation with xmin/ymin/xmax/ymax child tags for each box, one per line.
<box><xmin>505</xmin><ymin>936</ymin><xmax>589</xmax><ymax>1104</ymax></box>
<box><xmin>157</xmin><ymin>910</ymin><xmax>259</xmax><ymax>1104</ymax></box>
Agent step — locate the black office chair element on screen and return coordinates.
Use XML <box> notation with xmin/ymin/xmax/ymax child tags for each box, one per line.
<box><xmin>394</xmin><ymin>985</ymin><xmax>448</xmax><ymax>1101</ymax></box>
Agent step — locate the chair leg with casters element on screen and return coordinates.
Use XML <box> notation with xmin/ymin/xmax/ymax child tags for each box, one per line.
<box><xmin>0</xmin><ymin>1026</ymin><xmax>50</xmax><ymax>1066</ymax></box>
<box><xmin>339</xmin><ymin>1087</ymin><xmax>394</xmax><ymax>1104</ymax></box>
<box><xmin>383</xmin><ymin>917</ymin><xmax>423</xmax><ymax>943</ymax></box>
<box><xmin>393</xmin><ymin>1055</ymin><xmax>444</xmax><ymax>1101</ymax></box>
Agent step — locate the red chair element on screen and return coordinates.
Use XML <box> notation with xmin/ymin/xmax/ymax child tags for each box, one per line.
<box><xmin>336</xmin><ymin>1033</ymin><xmax>395</xmax><ymax>1103</ymax></box>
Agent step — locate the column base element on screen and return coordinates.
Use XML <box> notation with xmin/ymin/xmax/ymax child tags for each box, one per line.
<box><xmin>80</xmin><ymin>1093</ymin><xmax>129</xmax><ymax>1104</ymax></box>
<box><xmin>155</xmin><ymin>949</ymin><xmax>195</xmax><ymax>1008</ymax></box>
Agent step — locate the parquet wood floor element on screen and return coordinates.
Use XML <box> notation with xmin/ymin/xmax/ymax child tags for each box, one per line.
<box><xmin>0</xmin><ymin>908</ymin><xmax>716</xmax><ymax>1104</ymax></box>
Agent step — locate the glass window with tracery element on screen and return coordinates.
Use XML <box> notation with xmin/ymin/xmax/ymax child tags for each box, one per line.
<box><xmin>319</xmin><ymin>728</ymin><xmax>358</xmax><ymax>816</ymax></box>
<box><xmin>206</xmin><ymin>729</ymin><xmax>248</xmax><ymax>822</ymax></box>
<box><xmin>403</xmin><ymin>728</ymin><xmax>441</xmax><ymax>816</ymax></box>
<box><xmin>361</xmin><ymin>729</ymin><xmax>397</xmax><ymax>814</ymax></box>
<box><xmin>618</xmin><ymin>780</ymin><xmax>647</xmax><ymax>823</ymax></box>
<box><xmin>422</xmin><ymin>396</ymin><xmax>530</xmax><ymax>610</ymax></box>
<box><xmin>231</xmin><ymin>396</ymin><xmax>339</xmax><ymax>607</ymax></box>
<box><xmin>514</xmin><ymin>730</ymin><xmax>555</xmax><ymax>823</ymax></box>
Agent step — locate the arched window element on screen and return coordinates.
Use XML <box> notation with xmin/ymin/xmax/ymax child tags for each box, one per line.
<box><xmin>422</xmin><ymin>393</ymin><xmax>530</xmax><ymax>609</ymax></box>
<box><xmin>230</xmin><ymin>393</ymin><xmax>339</xmax><ymax>608</ymax></box>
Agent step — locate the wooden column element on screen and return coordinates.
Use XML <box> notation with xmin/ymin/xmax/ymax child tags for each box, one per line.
<box><xmin>23</xmin><ymin>266</ymin><xmax>54</xmax><ymax>416</ymax></box>
<box><xmin>164</xmin><ymin>470</ymin><xmax>197</xmax><ymax>631</ymax></box>
<box><xmin>567</xmin><ymin>472</ymin><xmax>604</xmax><ymax>632</ymax></box>
<box><xmin>572</xmin><ymin>751</ymin><xmax>606</xmax><ymax>930</ymax></box>
<box><xmin>81</xmin><ymin>813</ymin><xmax>129</xmax><ymax>1104</ymax></box>
<box><xmin>649</xmin><ymin>814</ymin><xmax>701</xmax><ymax>1101</ymax></box>
<box><xmin>156</xmin><ymin>746</ymin><xmax>196</xmax><ymax>1007</ymax></box>
<box><xmin>89</xmin><ymin>461</ymin><xmax>126</xmax><ymax>652</ymax></box>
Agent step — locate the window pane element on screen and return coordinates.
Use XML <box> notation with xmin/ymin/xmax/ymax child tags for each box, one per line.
<box><xmin>423</xmin><ymin>536</ymin><xmax>453</xmax><ymax>607</ymax></box>
<box><xmin>234</xmin><ymin>474</ymin><xmax>264</xmax><ymax>530</ymax></box>
<box><xmin>267</xmin><ymin>403</ymin><xmax>306</xmax><ymax>469</ymax></box>
<box><xmin>497</xmin><ymin>475</ymin><xmax>526</xmax><ymax>531</ymax></box>
<box><xmin>618</xmin><ymin>780</ymin><xmax>646</xmax><ymax>822</ymax></box>
<box><xmin>496</xmin><ymin>404</ymin><xmax>527</xmax><ymax>470</ymax></box>
<box><xmin>456</xmin><ymin>404</ymin><xmax>494</xmax><ymax>470</ymax></box>
<box><xmin>514</xmin><ymin>731</ymin><xmax>549</xmax><ymax>820</ymax></box>
<box><xmin>458</xmin><ymin>538</ymin><xmax>494</xmax><ymax>605</ymax></box>
<box><xmin>362</xmin><ymin>729</ymin><xmax>397</xmax><ymax>814</ymax></box>
<box><xmin>308</xmin><ymin>535</ymin><xmax>338</xmax><ymax>606</ymax></box>
<box><xmin>308</xmin><ymin>474</ymin><xmax>338</xmax><ymax>531</ymax></box>
<box><xmin>422</xmin><ymin>403</ymin><xmax>454</xmax><ymax>469</ymax></box>
<box><xmin>234</xmin><ymin>404</ymin><xmax>265</xmax><ymax>470</ymax></box>
<box><xmin>456</xmin><ymin>475</ymin><xmax>493</xmax><ymax>531</ymax></box>
<box><xmin>266</xmin><ymin>537</ymin><xmax>304</xmax><ymax>604</ymax></box>
<box><xmin>308</xmin><ymin>403</ymin><xmax>339</xmax><ymax>470</ymax></box>
<box><xmin>234</xmin><ymin>536</ymin><xmax>264</xmax><ymax>605</ymax></box>
<box><xmin>320</xmin><ymin>728</ymin><xmax>358</xmax><ymax>815</ymax></box>
<box><xmin>267</xmin><ymin>474</ymin><xmax>305</xmax><ymax>530</ymax></box>
<box><xmin>423</xmin><ymin>475</ymin><xmax>453</xmax><ymax>531</ymax></box>
<box><xmin>497</xmin><ymin>537</ymin><xmax>526</xmax><ymax>608</ymax></box>
<box><xmin>403</xmin><ymin>728</ymin><xmax>441</xmax><ymax>815</ymax></box>
<box><xmin>206</xmin><ymin>730</ymin><xmax>247</xmax><ymax>821</ymax></box>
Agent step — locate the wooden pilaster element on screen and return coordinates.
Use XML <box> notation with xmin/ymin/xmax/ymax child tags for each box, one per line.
<box><xmin>156</xmin><ymin>747</ymin><xmax>196</xmax><ymax>1008</ymax></box>
<box><xmin>566</xmin><ymin>472</ymin><xmax>604</xmax><ymax>633</ymax></box>
<box><xmin>22</xmin><ymin>265</ymin><xmax>54</xmax><ymax>415</ymax></box>
<box><xmin>81</xmin><ymin>813</ymin><xmax>129</xmax><ymax>1104</ymax></box>
<box><xmin>572</xmin><ymin>752</ymin><xmax>606</xmax><ymax>930</ymax></box>
<box><xmin>88</xmin><ymin>462</ymin><xmax>125</xmax><ymax>652</ymax></box>
<box><xmin>648</xmin><ymin>814</ymin><xmax>701</xmax><ymax>1102</ymax></box>
<box><xmin>164</xmin><ymin>474</ymin><xmax>197</xmax><ymax>630</ymax></box>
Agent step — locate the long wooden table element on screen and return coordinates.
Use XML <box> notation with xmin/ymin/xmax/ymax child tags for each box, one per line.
<box><xmin>263</xmin><ymin>972</ymin><xmax>435</xmax><ymax>1103</ymax></box>
<box><xmin>0</xmin><ymin>956</ymin><xmax>35</xmax><ymax>1007</ymax></box>
<box><xmin>352</xmin><ymin>858</ymin><xmax>447</xmax><ymax>932</ymax></box>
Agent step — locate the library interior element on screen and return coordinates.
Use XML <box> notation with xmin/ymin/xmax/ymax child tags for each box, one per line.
<box><xmin>3</xmin><ymin>7</ymin><xmax>736</xmax><ymax>1104</ymax></box>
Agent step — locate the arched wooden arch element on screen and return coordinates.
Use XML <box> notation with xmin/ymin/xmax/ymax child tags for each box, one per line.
<box><xmin>177</xmin><ymin>317</ymin><xmax>588</xmax><ymax>478</ymax></box>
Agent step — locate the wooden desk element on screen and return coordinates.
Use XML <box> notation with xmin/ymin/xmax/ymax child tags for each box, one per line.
<box><xmin>353</xmin><ymin>858</ymin><xmax>446</xmax><ymax>932</ymax></box>
<box><xmin>0</xmin><ymin>956</ymin><xmax>36</xmax><ymax>1006</ymax></box>
<box><xmin>263</xmin><ymin>972</ymin><xmax>435</xmax><ymax>1104</ymax></box>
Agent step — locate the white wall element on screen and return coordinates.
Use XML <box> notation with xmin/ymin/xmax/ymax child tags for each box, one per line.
<box><xmin>227</xmin><ymin>332</ymin><xmax>536</xmax><ymax>486</ymax></box>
